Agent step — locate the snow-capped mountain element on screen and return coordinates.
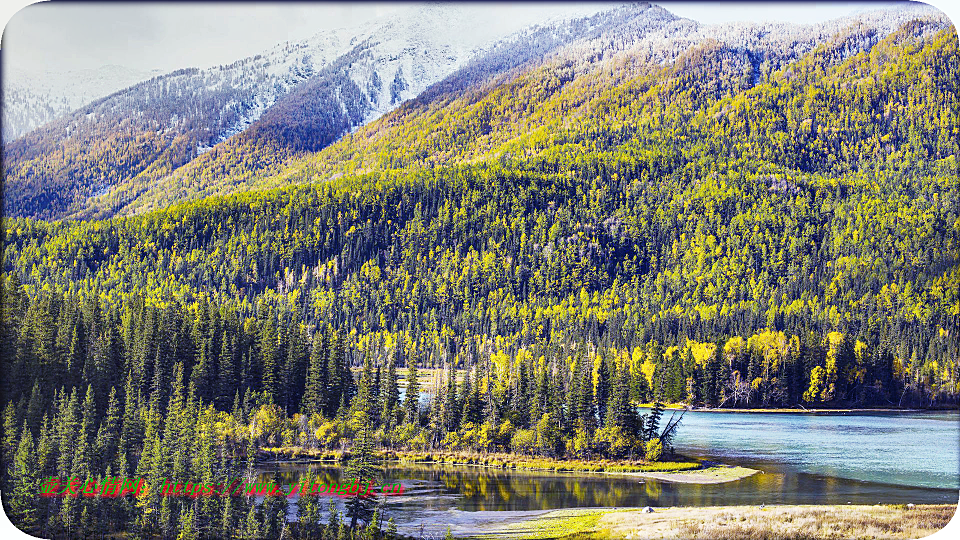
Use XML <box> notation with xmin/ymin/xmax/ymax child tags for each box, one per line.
<box><xmin>3</xmin><ymin>2</ymin><xmax>613</xmax><ymax>220</ymax></box>
<box><xmin>4</xmin><ymin>2</ymin><xmax>949</xmax><ymax>222</ymax></box>
<box><xmin>1</xmin><ymin>65</ymin><xmax>161</xmax><ymax>142</ymax></box>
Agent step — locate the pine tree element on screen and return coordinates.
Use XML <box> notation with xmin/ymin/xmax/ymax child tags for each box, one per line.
<box><xmin>241</xmin><ymin>500</ymin><xmax>262</xmax><ymax>540</ymax></box>
<box><xmin>56</xmin><ymin>388</ymin><xmax>80</xmax><ymax>476</ymax></box>
<box><xmin>191</xmin><ymin>339</ymin><xmax>214</xmax><ymax>405</ymax></box>
<box><xmin>703</xmin><ymin>341</ymin><xmax>723</xmax><ymax>407</ymax></box>
<box><xmin>442</xmin><ymin>363</ymin><xmax>459</xmax><ymax>432</ymax></box>
<box><xmin>2</xmin><ymin>401</ymin><xmax>19</xmax><ymax>475</ymax></box>
<box><xmin>365</xmin><ymin>507</ymin><xmax>381</xmax><ymax>539</ymax></box>
<box><xmin>325</xmin><ymin>331</ymin><xmax>350</xmax><ymax>415</ymax></box>
<box><xmin>605</xmin><ymin>359</ymin><xmax>639</xmax><ymax>437</ymax></box>
<box><xmin>643</xmin><ymin>401</ymin><xmax>665</xmax><ymax>443</ymax></box>
<box><xmin>302</xmin><ymin>327</ymin><xmax>330</xmax><ymax>416</ymax></box>
<box><xmin>835</xmin><ymin>334</ymin><xmax>857</xmax><ymax>401</ymax></box>
<box><xmin>684</xmin><ymin>347</ymin><xmax>703</xmax><ymax>405</ymax></box>
<box><xmin>217</xmin><ymin>331</ymin><xmax>237</xmax><ymax>410</ymax></box>
<box><xmin>513</xmin><ymin>362</ymin><xmax>530</xmax><ymax>427</ymax></box>
<box><xmin>326</xmin><ymin>504</ymin><xmax>341</xmax><ymax>540</ymax></box>
<box><xmin>576</xmin><ymin>358</ymin><xmax>595</xmax><ymax>432</ymax></box>
<box><xmin>564</xmin><ymin>364</ymin><xmax>579</xmax><ymax>434</ymax></box>
<box><xmin>462</xmin><ymin>366</ymin><xmax>483</xmax><ymax>425</ymax></box>
<box><xmin>631</xmin><ymin>360</ymin><xmax>650</xmax><ymax>403</ymax></box>
<box><xmin>260</xmin><ymin>314</ymin><xmax>279</xmax><ymax>405</ymax></box>
<box><xmin>177</xmin><ymin>508</ymin><xmax>198</xmax><ymax>540</ymax></box>
<box><xmin>9</xmin><ymin>424</ymin><xmax>38</xmax><ymax>532</ymax></box>
<box><xmin>282</xmin><ymin>316</ymin><xmax>308</xmax><ymax>414</ymax></box>
<box><xmin>261</xmin><ymin>473</ymin><xmax>288</xmax><ymax>539</ymax></box>
<box><xmin>94</xmin><ymin>386</ymin><xmax>121</xmax><ymax>473</ymax></box>
<box><xmin>355</xmin><ymin>351</ymin><xmax>376</xmax><ymax>421</ymax></box>
<box><xmin>382</xmin><ymin>356</ymin><xmax>400</xmax><ymax>428</ymax></box>
<box><xmin>403</xmin><ymin>362</ymin><xmax>420</xmax><ymax>425</ymax></box>
<box><xmin>119</xmin><ymin>370</ymin><xmax>143</xmax><ymax>476</ymax></box>
<box><xmin>345</xmin><ymin>412</ymin><xmax>380</xmax><ymax>530</ymax></box>
<box><xmin>595</xmin><ymin>355</ymin><xmax>611</xmax><ymax>427</ymax></box>
<box><xmin>666</xmin><ymin>350</ymin><xmax>686</xmax><ymax>403</ymax></box>
<box><xmin>295</xmin><ymin>471</ymin><xmax>320</xmax><ymax>539</ymax></box>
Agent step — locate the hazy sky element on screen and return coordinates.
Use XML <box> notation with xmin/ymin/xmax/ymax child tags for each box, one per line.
<box><xmin>0</xmin><ymin>1</ymin><xmax>946</xmax><ymax>74</ymax></box>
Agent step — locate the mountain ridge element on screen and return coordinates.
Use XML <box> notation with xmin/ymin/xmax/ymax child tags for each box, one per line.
<box><xmin>2</xmin><ymin>3</ymin><xmax>951</xmax><ymax>222</ymax></box>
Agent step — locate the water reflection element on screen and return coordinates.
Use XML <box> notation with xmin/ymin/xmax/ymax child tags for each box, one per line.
<box><xmin>258</xmin><ymin>460</ymin><xmax>957</xmax><ymax>514</ymax></box>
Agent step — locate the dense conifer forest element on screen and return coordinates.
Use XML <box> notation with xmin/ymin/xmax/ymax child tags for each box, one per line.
<box><xmin>0</xmin><ymin>13</ymin><xmax>957</xmax><ymax>540</ymax></box>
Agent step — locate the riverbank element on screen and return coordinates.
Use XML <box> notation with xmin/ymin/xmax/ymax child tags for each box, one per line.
<box><xmin>257</xmin><ymin>448</ymin><xmax>759</xmax><ymax>483</ymax></box>
<box><xmin>386</xmin><ymin>450</ymin><xmax>701</xmax><ymax>474</ymax></box>
<box><xmin>468</xmin><ymin>504</ymin><xmax>958</xmax><ymax>539</ymax></box>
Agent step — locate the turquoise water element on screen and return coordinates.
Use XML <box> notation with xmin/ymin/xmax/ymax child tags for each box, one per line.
<box><xmin>665</xmin><ymin>410</ymin><xmax>959</xmax><ymax>490</ymax></box>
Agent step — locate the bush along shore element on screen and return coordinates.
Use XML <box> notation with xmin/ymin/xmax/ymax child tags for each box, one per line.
<box><xmin>256</xmin><ymin>447</ymin><xmax>761</xmax><ymax>484</ymax></box>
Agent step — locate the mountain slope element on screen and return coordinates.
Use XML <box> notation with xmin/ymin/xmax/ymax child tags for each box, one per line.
<box><xmin>2</xmin><ymin>12</ymin><xmax>959</xmax><ymax>539</ymax></box>
<box><xmin>95</xmin><ymin>2</ymin><xmax>677</xmax><ymax>217</ymax></box>
<box><xmin>3</xmin><ymin>3</ymin><xmax>951</xmax><ymax>223</ymax></box>
<box><xmin>1</xmin><ymin>65</ymin><xmax>161</xmax><ymax>142</ymax></box>
<box><xmin>284</xmin><ymin>4</ymin><xmax>951</xmax><ymax>181</ymax></box>
<box><xmin>3</xmin><ymin>3</ymin><xmax>608</xmax><ymax>221</ymax></box>
<box><xmin>104</xmin><ymin>3</ymin><xmax>950</xmax><ymax>218</ymax></box>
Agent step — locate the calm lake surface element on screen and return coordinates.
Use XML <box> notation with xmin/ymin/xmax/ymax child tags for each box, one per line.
<box><xmin>258</xmin><ymin>410</ymin><xmax>959</xmax><ymax>536</ymax></box>
<box><xmin>667</xmin><ymin>409</ymin><xmax>959</xmax><ymax>490</ymax></box>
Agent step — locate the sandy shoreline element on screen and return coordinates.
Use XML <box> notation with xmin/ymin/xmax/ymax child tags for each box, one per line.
<box><xmin>610</xmin><ymin>464</ymin><xmax>759</xmax><ymax>484</ymax></box>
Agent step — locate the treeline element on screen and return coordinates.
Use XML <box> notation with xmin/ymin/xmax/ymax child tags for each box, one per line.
<box><xmin>0</xmin><ymin>280</ymin><xmax>939</xmax><ymax>537</ymax></box>
<box><xmin>0</xmin><ymin>285</ymin><xmax>904</xmax><ymax>536</ymax></box>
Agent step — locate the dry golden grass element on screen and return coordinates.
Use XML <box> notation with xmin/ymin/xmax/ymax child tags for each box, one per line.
<box><xmin>600</xmin><ymin>504</ymin><xmax>957</xmax><ymax>540</ymax></box>
<box><xmin>471</xmin><ymin>505</ymin><xmax>958</xmax><ymax>539</ymax></box>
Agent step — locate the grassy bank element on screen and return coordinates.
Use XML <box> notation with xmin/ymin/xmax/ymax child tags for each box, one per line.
<box><xmin>256</xmin><ymin>448</ymin><xmax>766</xmax><ymax>484</ymax></box>
<box><xmin>470</xmin><ymin>505</ymin><xmax>958</xmax><ymax>539</ymax></box>
<box><xmin>257</xmin><ymin>447</ymin><xmax>721</xmax><ymax>475</ymax></box>
<box><xmin>384</xmin><ymin>450</ymin><xmax>702</xmax><ymax>474</ymax></box>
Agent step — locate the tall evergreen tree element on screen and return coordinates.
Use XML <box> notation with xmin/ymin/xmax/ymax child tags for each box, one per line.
<box><xmin>259</xmin><ymin>314</ymin><xmax>280</xmax><ymax>405</ymax></box>
<box><xmin>344</xmin><ymin>412</ymin><xmax>380</xmax><ymax>530</ymax></box>
<box><xmin>216</xmin><ymin>331</ymin><xmax>237</xmax><ymax>410</ymax></box>
<box><xmin>595</xmin><ymin>355</ymin><xmax>611</xmax><ymax>427</ymax></box>
<box><xmin>403</xmin><ymin>362</ymin><xmax>420</xmax><ymax>425</ymax></box>
<box><xmin>703</xmin><ymin>341</ymin><xmax>723</xmax><ymax>407</ymax></box>
<box><xmin>302</xmin><ymin>327</ymin><xmax>330</xmax><ymax>416</ymax></box>
<box><xmin>94</xmin><ymin>386</ymin><xmax>121</xmax><ymax>473</ymax></box>
<box><xmin>9</xmin><ymin>424</ymin><xmax>38</xmax><ymax>533</ymax></box>
<box><xmin>442</xmin><ymin>363</ymin><xmax>459</xmax><ymax>432</ymax></box>
<box><xmin>382</xmin><ymin>356</ymin><xmax>400</xmax><ymax>428</ymax></box>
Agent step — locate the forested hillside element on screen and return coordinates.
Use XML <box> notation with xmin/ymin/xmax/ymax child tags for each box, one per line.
<box><xmin>0</xmin><ymin>10</ymin><xmax>957</xmax><ymax>540</ymax></box>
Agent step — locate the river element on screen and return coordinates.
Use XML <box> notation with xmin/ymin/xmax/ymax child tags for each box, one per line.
<box><xmin>256</xmin><ymin>410</ymin><xmax>959</xmax><ymax>536</ymax></box>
